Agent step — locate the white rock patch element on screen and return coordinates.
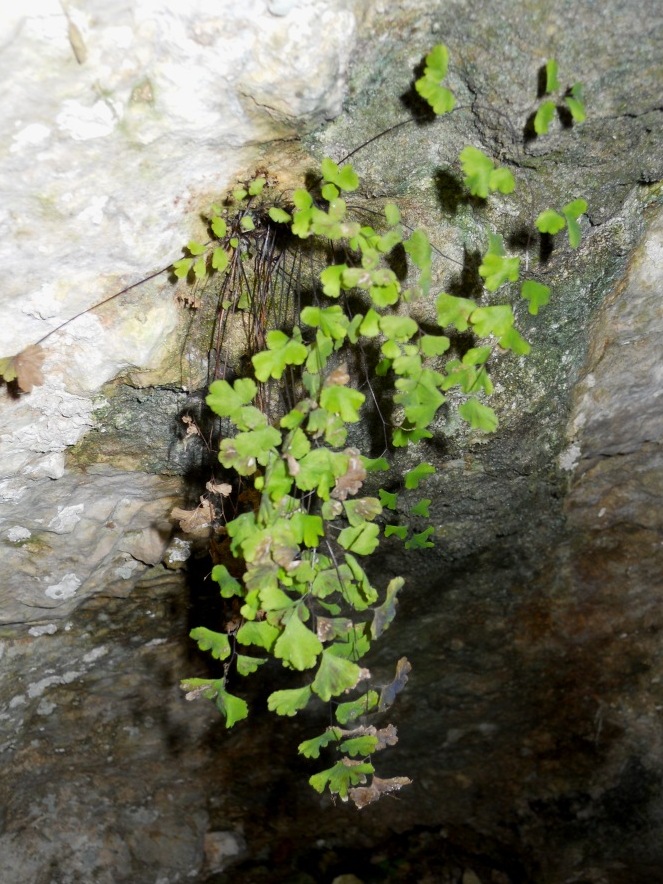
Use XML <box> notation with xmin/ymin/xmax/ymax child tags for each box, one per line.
<box><xmin>7</xmin><ymin>526</ymin><xmax>31</xmax><ymax>542</ymax></box>
<box><xmin>45</xmin><ymin>573</ymin><xmax>81</xmax><ymax>601</ymax></box>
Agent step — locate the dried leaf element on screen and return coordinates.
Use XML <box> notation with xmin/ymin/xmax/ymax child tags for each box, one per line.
<box><xmin>182</xmin><ymin>415</ymin><xmax>200</xmax><ymax>437</ymax></box>
<box><xmin>325</xmin><ymin>362</ymin><xmax>350</xmax><ymax>386</ymax></box>
<box><xmin>379</xmin><ymin>656</ymin><xmax>411</xmax><ymax>711</ymax></box>
<box><xmin>373</xmin><ymin>723</ymin><xmax>399</xmax><ymax>750</ymax></box>
<box><xmin>331</xmin><ymin>448</ymin><xmax>367</xmax><ymax>501</ymax></box>
<box><xmin>349</xmin><ymin>775</ymin><xmax>412</xmax><ymax>809</ymax></box>
<box><xmin>334</xmin><ymin>723</ymin><xmax>399</xmax><ymax>751</ymax></box>
<box><xmin>206</xmin><ymin>480</ymin><xmax>232</xmax><ymax>496</ymax></box>
<box><xmin>371</xmin><ymin>577</ymin><xmax>404</xmax><ymax>639</ymax></box>
<box><xmin>0</xmin><ymin>344</ymin><xmax>45</xmax><ymax>393</ymax></box>
<box><xmin>171</xmin><ymin>497</ymin><xmax>215</xmax><ymax>536</ymax></box>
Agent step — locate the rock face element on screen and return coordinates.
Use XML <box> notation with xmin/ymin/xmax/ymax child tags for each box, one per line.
<box><xmin>544</xmin><ymin>207</ymin><xmax>663</xmax><ymax>879</ymax></box>
<box><xmin>363</xmin><ymin>203</ymin><xmax>663</xmax><ymax>884</ymax></box>
<box><xmin>1</xmin><ymin>0</ymin><xmax>362</xmax><ymax>486</ymax></box>
<box><xmin>1</xmin><ymin>0</ymin><xmax>662</xmax><ymax>882</ymax></box>
<box><xmin>1</xmin><ymin>2</ymin><xmax>365</xmax><ymax>881</ymax></box>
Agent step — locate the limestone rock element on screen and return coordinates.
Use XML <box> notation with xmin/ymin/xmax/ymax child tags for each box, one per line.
<box><xmin>203</xmin><ymin>829</ymin><xmax>247</xmax><ymax>875</ymax></box>
<box><xmin>1</xmin><ymin>0</ymin><xmax>363</xmax><ymax>483</ymax></box>
<box><xmin>0</xmin><ymin>3</ymin><xmax>365</xmax><ymax>880</ymax></box>
<box><xmin>0</xmin><ymin>465</ymin><xmax>180</xmax><ymax>624</ymax></box>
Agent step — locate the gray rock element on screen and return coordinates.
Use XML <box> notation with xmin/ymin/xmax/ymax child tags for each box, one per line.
<box><xmin>0</xmin><ymin>465</ymin><xmax>180</xmax><ymax>625</ymax></box>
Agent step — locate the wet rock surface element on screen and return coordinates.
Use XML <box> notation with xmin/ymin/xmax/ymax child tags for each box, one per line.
<box><xmin>0</xmin><ymin>567</ymin><xmax>216</xmax><ymax>883</ymax></box>
<box><xmin>1</xmin><ymin>1</ymin><xmax>662</xmax><ymax>882</ymax></box>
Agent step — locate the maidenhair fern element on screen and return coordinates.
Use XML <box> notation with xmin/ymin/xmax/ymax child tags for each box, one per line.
<box><xmin>176</xmin><ymin>44</ymin><xmax>588</xmax><ymax>807</ymax></box>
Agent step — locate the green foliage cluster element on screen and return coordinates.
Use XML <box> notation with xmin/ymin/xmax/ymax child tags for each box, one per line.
<box><xmin>172</xmin><ymin>176</ymin><xmax>269</xmax><ymax>285</ymax></box>
<box><xmin>534</xmin><ymin>58</ymin><xmax>586</xmax><ymax>135</ymax></box>
<box><xmin>177</xmin><ymin>45</ymin><xmax>587</xmax><ymax>807</ymax></box>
